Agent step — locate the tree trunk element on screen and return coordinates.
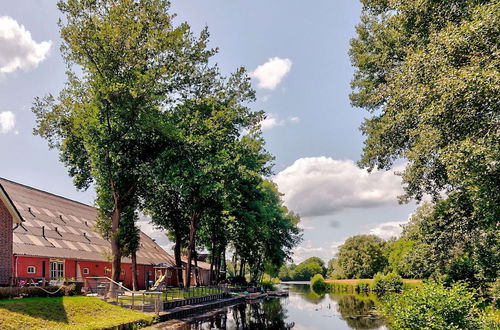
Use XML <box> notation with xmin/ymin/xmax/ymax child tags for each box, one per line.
<box><xmin>110</xmin><ymin>201</ymin><xmax>122</xmax><ymax>284</ymax></box>
<box><xmin>239</xmin><ymin>260</ymin><xmax>244</xmax><ymax>278</ymax></box>
<box><xmin>193</xmin><ymin>249</ymin><xmax>200</xmax><ymax>286</ymax></box>
<box><xmin>131</xmin><ymin>250</ymin><xmax>138</xmax><ymax>291</ymax></box>
<box><xmin>209</xmin><ymin>236</ymin><xmax>215</xmax><ymax>285</ymax></box>
<box><xmin>174</xmin><ymin>228</ymin><xmax>183</xmax><ymax>287</ymax></box>
<box><xmin>209</xmin><ymin>254</ymin><xmax>214</xmax><ymax>285</ymax></box>
<box><xmin>184</xmin><ymin>211</ymin><xmax>197</xmax><ymax>288</ymax></box>
<box><xmin>222</xmin><ymin>248</ymin><xmax>226</xmax><ymax>280</ymax></box>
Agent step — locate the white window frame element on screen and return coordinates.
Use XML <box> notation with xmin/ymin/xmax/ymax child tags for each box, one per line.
<box><xmin>83</xmin><ymin>268</ymin><xmax>89</xmax><ymax>275</ymax></box>
<box><xmin>50</xmin><ymin>261</ymin><xmax>65</xmax><ymax>280</ymax></box>
<box><xmin>27</xmin><ymin>266</ymin><xmax>36</xmax><ymax>274</ymax></box>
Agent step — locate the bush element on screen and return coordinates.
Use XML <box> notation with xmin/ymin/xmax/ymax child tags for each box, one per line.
<box><xmin>381</xmin><ymin>282</ymin><xmax>484</xmax><ymax>329</ymax></box>
<box><xmin>260</xmin><ymin>280</ymin><xmax>276</xmax><ymax>292</ymax></box>
<box><xmin>355</xmin><ymin>280</ymin><xmax>371</xmax><ymax>293</ymax></box>
<box><xmin>0</xmin><ymin>285</ymin><xmax>79</xmax><ymax>300</ymax></box>
<box><xmin>372</xmin><ymin>272</ymin><xmax>403</xmax><ymax>292</ymax></box>
<box><xmin>310</xmin><ymin>274</ymin><xmax>327</xmax><ymax>292</ymax></box>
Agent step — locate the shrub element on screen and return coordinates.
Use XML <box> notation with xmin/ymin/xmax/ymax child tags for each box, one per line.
<box><xmin>310</xmin><ymin>274</ymin><xmax>327</xmax><ymax>292</ymax></box>
<box><xmin>260</xmin><ymin>280</ymin><xmax>276</xmax><ymax>292</ymax></box>
<box><xmin>0</xmin><ymin>285</ymin><xmax>79</xmax><ymax>300</ymax></box>
<box><xmin>381</xmin><ymin>282</ymin><xmax>483</xmax><ymax>329</ymax></box>
<box><xmin>372</xmin><ymin>272</ymin><xmax>403</xmax><ymax>292</ymax></box>
<box><xmin>355</xmin><ymin>280</ymin><xmax>371</xmax><ymax>293</ymax></box>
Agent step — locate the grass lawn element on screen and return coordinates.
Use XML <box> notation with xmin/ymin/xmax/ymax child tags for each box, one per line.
<box><xmin>0</xmin><ymin>296</ymin><xmax>153</xmax><ymax>330</ymax></box>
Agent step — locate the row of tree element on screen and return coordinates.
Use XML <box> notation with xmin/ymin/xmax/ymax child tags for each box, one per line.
<box><xmin>33</xmin><ymin>0</ymin><xmax>301</xmax><ymax>288</ymax></box>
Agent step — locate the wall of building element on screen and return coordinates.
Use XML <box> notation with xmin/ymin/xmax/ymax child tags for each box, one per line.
<box><xmin>13</xmin><ymin>256</ymin><xmax>170</xmax><ymax>290</ymax></box>
<box><xmin>0</xmin><ymin>200</ymin><xmax>13</xmax><ymax>286</ymax></box>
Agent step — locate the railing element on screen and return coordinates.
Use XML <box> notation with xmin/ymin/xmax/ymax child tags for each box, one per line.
<box><xmin>84</xmin><ymin>277</ymin><xmax>163</xmax><ymax>315</ymax></box>
<box><xmin>161</xmin><ymin>285</ymin><xmax>226</xmax><ymax>301</ymax></box>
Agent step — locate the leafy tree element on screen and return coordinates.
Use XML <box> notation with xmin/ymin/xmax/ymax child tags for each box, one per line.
<box><xmin>351</xmin><ymin>0</ymin><xmax>499</xmax><ymax>210</ymax></box>
<box><xmin>350</xmin><ymin>0</ymin><xmax>499</xmax><ymax>288</ymax></box>
<box><xmin>335</xmin><ymin>235</ymin><xmax>387</xmax><ymax>279</ymax></box>
<box><xmin>398</xmin><ymin>196</ymin><xmax>499</xmax><ymax>287</ymax></box>
<box><xmin>33</xmin><ymin>0</ymin><xmax>214</xmax><ymax>283</ymax></box>
<box><xmin>231</xmin><ymin>180</ymin><xmax>302</xmax><ymax>283</ymax></box>
<box><xmin>293</xmin><ymin>262</ymin><xmax>324</xmax><ymax>281</ymax></box>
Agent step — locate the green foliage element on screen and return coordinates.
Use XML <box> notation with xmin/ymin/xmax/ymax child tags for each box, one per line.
<box><xmin>278</xmin><ymin>264</ymin><xmax>296</xmax><ymax>281</ymax></box>
<box><xmin>350</xmin><ymin>0</ymin><xmax>499</xmax><ymax>292</ymax></box>
<box><xmin>381</xmin><ymin>282</ymin><xmax>485</xmax><ymax>329</ymax></box>
<box><xmin>32</xmin><ymin>0</ymin><xmax>218</xmax><ymax>281</ymax></box>
<box><xmin>279</xmin><ymin>257</ymin><xmax>326</xmax><ymax>281</ymax></box>
<box><xmin>355</xmin><ymin>280</ymin><xmax>371</xmax><ymax>293</ymax></box>
<box><xmin>260</xmin><ymin>280</ymin><xmax>276</xmax><ymax>292</ymax></box>
<box><xmin>0</xmin><ymin>285</ymin><xmax>79</xmax><ymax>300</ymax></box>
<box><xmin>372</xmin><ymin>272</ymin><xmax>403</xmax><ymax>293</ymax></box>
<box><xmin>294</xmin><ymin>262</ymin><xmax>324</xmax><ymax>281</ymax></box>
<box><xmin>335</xmin><ymin>235</ymin><xmax>387</xmax><ymax>279</ymax></box>
<box><xmin>310</xmin><ymin>274</ymin><xmax>327</xmax><ymax>292</ymax></box>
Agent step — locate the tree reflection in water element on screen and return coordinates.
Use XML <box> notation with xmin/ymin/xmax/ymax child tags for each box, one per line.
<box><xmin>332</xmin><ymin>294</ymin><xmax>385</xmax><ymax>329</ymax></box>
<box><xmin>168</xmin><ymin>284</ymin><xmax>385</xmax><ymax>329</ymax></box>
<box><xmin>183</xmin><ymin>299</ymin><xmax>292</xmax><ymax>330</ymax></box>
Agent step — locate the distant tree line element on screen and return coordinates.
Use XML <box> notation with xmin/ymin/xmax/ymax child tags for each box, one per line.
<box><xmin>278</xmin><ymin>257</ymin><xmax>327</xmax><ymax>281</ymax></box>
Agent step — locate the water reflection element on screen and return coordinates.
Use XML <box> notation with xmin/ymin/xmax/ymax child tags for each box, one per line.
<box><xmin>333</xmin><ymin>294</ymin><xmax>385</xmax><ymax>329</ymax></box>
<box><xmin>163</xmin><ymin>283</ymin><xmax>386</xmax><ymax>330</ymax></box>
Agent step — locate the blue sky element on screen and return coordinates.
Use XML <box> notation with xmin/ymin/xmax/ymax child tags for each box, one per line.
<box><xmin>0</xmin><ymin>1</ymin><xmax>418</xmax><ymax>262</ymax></box>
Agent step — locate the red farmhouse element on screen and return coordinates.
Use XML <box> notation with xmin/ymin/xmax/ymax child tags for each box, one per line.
<box><xmin>0</xmin><ymin>177</ymin><xmax>191</xmax><ymax>289</ymax></box>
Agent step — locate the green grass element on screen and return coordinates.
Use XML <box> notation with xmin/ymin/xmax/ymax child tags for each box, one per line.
<box><xmin>0</xmin><ymin>296</ymin><xmax>153</xmax><ymax>330</ymax></box>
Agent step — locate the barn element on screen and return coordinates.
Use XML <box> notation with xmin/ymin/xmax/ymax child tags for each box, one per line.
<box><xmin>0</xmin><ymin>178</ymin><xmax>211</xmax><ymax>289</ymax></box>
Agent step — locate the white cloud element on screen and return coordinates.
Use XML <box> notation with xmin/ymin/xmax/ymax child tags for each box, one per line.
<box><xmin>260</xmin><ymin>114</ymin><xmax>300</xmax><ymax>131</ymax></box>
<box><xmin>0</xmin><ymin>16</ymin><xmax>52</xmax><ymax>73</ymax></box>
<box><xmin>274</xmin><ymin>157</ymin><xmax>404</xmax><ymax>217</ymax></box>
<box><xmin>368</xmin><ymin>220</ymin><xmax>407</xmax><ymax>240</ymax></box>
<box><xmin>250</xmin><ymin>57</ymin><xmax>292</xmax><ymax>90</ymax></box>
<box><xmin>292</xmin><ymin>240</ymin><xmax>325</xmax><ymax>263</ymax></box>
<box><xmin>0</xmin><ymin>111</ymin><xmax>15</xmax><ymax>134</ymax></box>
<box><xmin>260</xmin><ymin>114</ymin><xmax>283</xmax><ymax>130</ymax></box>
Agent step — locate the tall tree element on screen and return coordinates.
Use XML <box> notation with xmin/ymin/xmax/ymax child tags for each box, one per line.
<box><xmin>350</xmin><ymin>0</ymin><xmax>499</xmax><ymax>211</ymax></box>
<box><xmin>350</xmin><ymin>0</ymin><xmax>499</xmax><ymax>285</ymax></box>
<box><xmin>334</xmin><ymin>235</ymin><xmax>387</xmax><ymax>279</ymax></box>
<box><xmin>33</xmin><ymin>0</ymin><xmax>215</xmax><ymax>283</ymax></box>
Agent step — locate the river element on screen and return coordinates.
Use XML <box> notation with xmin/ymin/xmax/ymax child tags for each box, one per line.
<box><xmin>158</xmin><ymin>282</ymin><xmax>387</xmax><ymax>329</ymax></box>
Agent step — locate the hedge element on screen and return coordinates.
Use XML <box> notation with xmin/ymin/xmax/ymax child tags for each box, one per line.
<box><xmin>0</xmin><ymin>284</ymin><xmax>78</xmax><ymax>300</ymax></box>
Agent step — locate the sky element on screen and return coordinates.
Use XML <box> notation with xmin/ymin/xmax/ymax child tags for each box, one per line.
<box><xmin>0</xmin><ymin>1</ymin><xmax>419</xmax><ymax>263</ymax></box>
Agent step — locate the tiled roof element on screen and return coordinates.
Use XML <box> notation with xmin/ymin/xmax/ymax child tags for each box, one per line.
<box><xmin>0</xmin><ymin>178</ymin><xmax>175</xmax><ymax>267</ymax></box>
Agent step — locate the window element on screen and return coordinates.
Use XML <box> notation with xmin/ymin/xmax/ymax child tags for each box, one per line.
<box><xmin>104</xmin><ymin>268</ymin><xmax>110</xmax><ymax>275</ymax></box>
<box><xmin>27</xmin><ymin>266</ymin><xmax>36</xmax><ymax>274</ymax></box>
<box><xmin>50</xmin><ymin>261</ymin><xmax>64</xmax><ymax>280</ymax></box>
<box><xmin>83</xmin><ymin>268</ymin><xmax>89</xmax><ymax>275</ymax></box>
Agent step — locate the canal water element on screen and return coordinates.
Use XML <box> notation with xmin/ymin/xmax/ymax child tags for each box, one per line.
<box><xmin>161</xmin><ymin>282</ymin><xmax>387</xmax><ymax>330</ymax></box>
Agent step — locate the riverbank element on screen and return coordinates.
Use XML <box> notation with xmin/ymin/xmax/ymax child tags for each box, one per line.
<box><xmin>326</xmin><ymin>278</ymin><xmax>422</xmax><ymax>292</ymax></box>
<box><xmin>0</xmin><ymin>296</ymin><xmax>153</xmax><ymax>330</ymax></box>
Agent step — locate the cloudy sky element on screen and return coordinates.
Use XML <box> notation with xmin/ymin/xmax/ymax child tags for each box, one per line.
<box><xmin>0</xmin><ymin>1</ymin><xmax>418</xmax><ymax>263</ymax></box>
